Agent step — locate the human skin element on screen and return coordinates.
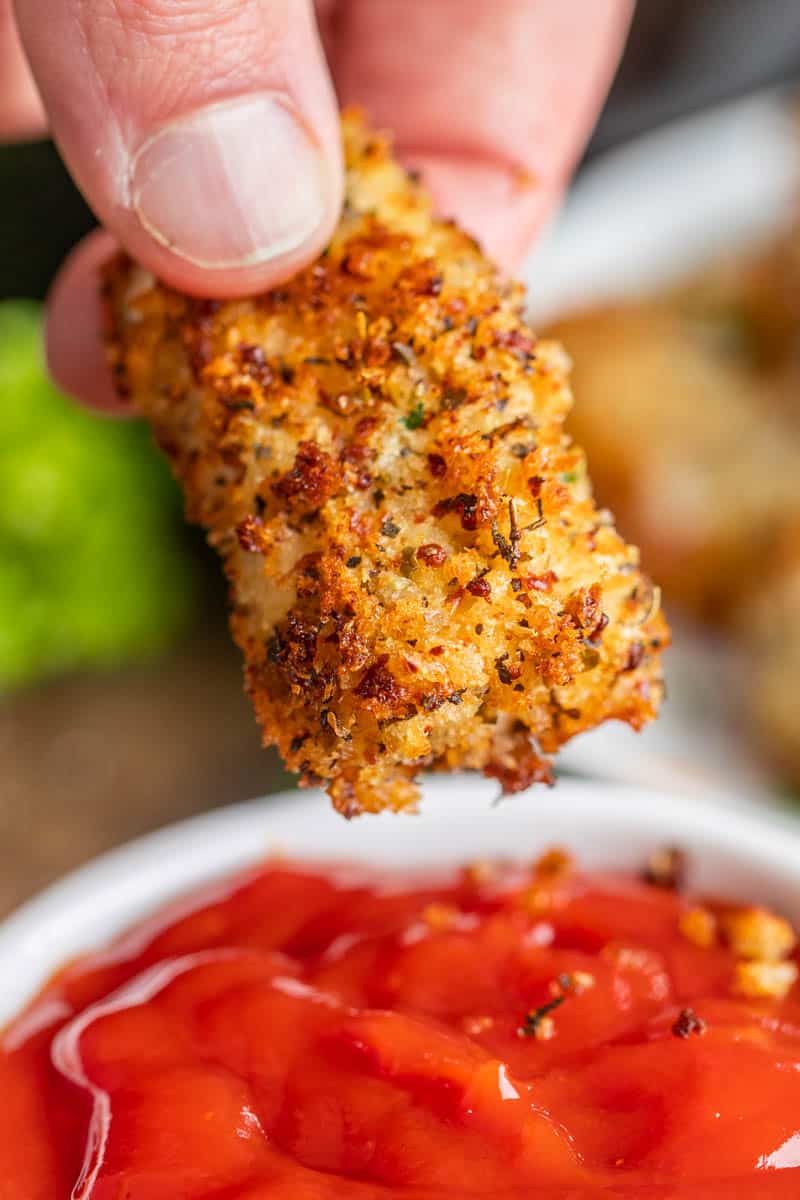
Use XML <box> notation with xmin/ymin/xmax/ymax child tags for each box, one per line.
<box><xmin>1</xmin><ymin>0</ymin><xmax>633</xmax><ymax>412</ymax></box>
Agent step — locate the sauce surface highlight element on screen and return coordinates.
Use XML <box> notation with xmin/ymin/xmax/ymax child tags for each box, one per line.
<box><xmin>2</xmin><ymin>853</ymin><xmax>799</xmax><ymax>1198</ymax></box>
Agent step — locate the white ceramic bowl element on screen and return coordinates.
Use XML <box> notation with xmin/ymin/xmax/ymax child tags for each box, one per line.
<box><xmin>1</xmin><ymin>775</ymin><xmax>799</xmax><ymax>1025</ymax></box>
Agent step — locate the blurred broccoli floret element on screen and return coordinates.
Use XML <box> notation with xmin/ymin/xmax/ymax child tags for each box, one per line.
<box><xmin>0</xmin><ymin>300</ymin><xmax>195</xmax><ymax>690</ymax></box>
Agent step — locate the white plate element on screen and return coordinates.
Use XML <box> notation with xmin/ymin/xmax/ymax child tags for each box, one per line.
<box><xmin>1</xmin><ymin>775</ymin><xmax>799</xmax><ymax>1025</ymax></box>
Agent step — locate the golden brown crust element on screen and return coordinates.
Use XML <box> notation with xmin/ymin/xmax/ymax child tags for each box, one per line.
<box><xmin>104</xmin><ymin>111</ymin><xmax>667</xmax><ymax>813</ymax></box>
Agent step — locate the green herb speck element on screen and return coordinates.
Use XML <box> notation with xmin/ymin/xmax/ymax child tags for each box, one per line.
<box><xmin>402</xmin><ymin>401</ymin><xmax>425</xmax><ymax>431</ymax></box>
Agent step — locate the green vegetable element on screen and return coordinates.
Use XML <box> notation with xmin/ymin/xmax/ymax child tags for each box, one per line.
<box><xmin>0</xmin><ymin>301</ymin><xmax>195</xmax><ymax>691</ymax></box>
<box><xmin>402</xmin><ymin>400</ymin><xmax>425</xmax><ymax>430</ymax></box>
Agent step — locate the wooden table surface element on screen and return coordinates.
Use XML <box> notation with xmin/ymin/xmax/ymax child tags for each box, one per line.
<box><xmin>0</xmin><ymin>626</ymin><xmax>291</xmax><ymax>918</ymax></box>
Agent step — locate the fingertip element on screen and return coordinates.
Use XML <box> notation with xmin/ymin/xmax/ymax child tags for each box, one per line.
<box><xmin>118</xmin><ymin>90</ymin><xmax>343</xmax><ymax>299</ymax></box>
<box><xmin>114</xmin><ymin>173</ymin><xmax>341</xmax><ymax>302</ymax></box>
<box><xmin>334</xmin><ymin>0</ymin><xmax>632</xmax><ymax>270</ymax></box>
<box><xmin>0</xmin><ymin>0</ymin><xmax>47</xmax><ymax>141</ymax></box>
<box><xmin>45</xmin><ymin>231</ymin><xmax>130</xmax><ymax>415</ymax></box>
<box><xmin>16</xmin><ymin>0</ymin><xmax>343</xmax><ymax>301</ymax></box>
<box><xmin>409</xmin><ymin>154</ymin><xmax>561</xmax><ymax>273</ymax></box>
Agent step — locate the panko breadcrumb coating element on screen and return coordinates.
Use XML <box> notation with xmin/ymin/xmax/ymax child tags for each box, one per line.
<box><xmin>104</xmin><ymin>112</ymin><xmax>668</xmax><ymax>814</ymax></box>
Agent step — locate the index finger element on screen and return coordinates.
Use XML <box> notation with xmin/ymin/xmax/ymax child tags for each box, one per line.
<box><xmin>330</xmin><ymin>0</ymin><xmax>633</xmax><ymax>268</ymax></box>
<box><xmin>0</xmin><ymin>0</ymin><xmax>45</xmax><ymax>140</ymax></box>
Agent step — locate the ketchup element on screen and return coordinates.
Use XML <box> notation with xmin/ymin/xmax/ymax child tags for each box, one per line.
<box><xmin>2</xmin><ymin>853</ymin><xmax>799</xmax><ymax>1198</ymax></box>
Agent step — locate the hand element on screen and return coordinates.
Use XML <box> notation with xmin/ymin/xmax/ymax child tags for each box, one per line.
<box><xmin>2</xmin><ymin>0</ymin><xmax>632</xmax><ymax>411</ymax></box>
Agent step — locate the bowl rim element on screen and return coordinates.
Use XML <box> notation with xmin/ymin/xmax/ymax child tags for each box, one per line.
<box><xmin>2</xmin><ymin>775</ymin><xmax>800</xmax><ymax>1024</ymax></box>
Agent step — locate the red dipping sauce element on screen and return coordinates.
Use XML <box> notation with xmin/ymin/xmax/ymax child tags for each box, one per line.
<box><xmin>2</xmin><ymin>853</ymin><xmax>800</xmax><ymax>1198</ymax></box>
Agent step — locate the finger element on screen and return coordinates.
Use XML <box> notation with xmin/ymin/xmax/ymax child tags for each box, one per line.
<box><xmin>0</xmin><ymin>0</ymin><xmax>45</xmax><ymax>140</ymax></box>
<box><xmin>45</xmin><ymin>231</ymin><xmax>125</xmax><ymax>414</ymax></box>
<box><xmin>14</xmin><ymin>0</ymin><xmax>342</xmax><ymax>296</ymax></box>
<box><xmin>330</xmin><ymin>0</ymin><xmax>633</xmax><ymax>269</ymax></box>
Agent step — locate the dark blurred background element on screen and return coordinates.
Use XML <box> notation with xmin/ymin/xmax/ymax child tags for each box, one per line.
<box><xmin>1</xmin><ymin>1</ymin><xmax>799</xmax><ymax>915</ymax></box>
<box><xmin>593</xmin><ymin>0</ymin><xmax>800</xmax><ymax>152</ymax></box>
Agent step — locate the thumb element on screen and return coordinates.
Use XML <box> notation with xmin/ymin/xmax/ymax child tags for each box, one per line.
<box><xmin>14</xmin><ymin>0</ymin><xmax>342</xmax><ymax>296</ymax></box>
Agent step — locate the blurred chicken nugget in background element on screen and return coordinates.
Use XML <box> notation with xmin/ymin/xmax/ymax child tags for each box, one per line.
<box><xmin>548</xmin><ymin>213</ymin><xmax>800</xmax><ymax>788</ymax></box>
<box><xmin>739</xmin><ymin>522</ymin><xmax>800</xmax><ymax>790</ymax></box>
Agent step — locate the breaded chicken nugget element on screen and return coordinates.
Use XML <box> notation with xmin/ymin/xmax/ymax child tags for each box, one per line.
<box><xmin>104</xmin><ymin>112</ymin><xmax>668</xmax><ymax>814</ymax></box>
<box><xmin>738</xmin><ymin>524</ymin><xmax>800</xmax><ymax>790</ymax></box>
